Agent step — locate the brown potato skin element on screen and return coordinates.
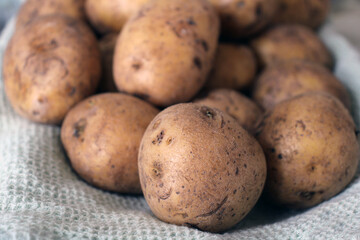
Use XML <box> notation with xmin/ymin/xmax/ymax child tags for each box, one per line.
<box><xmin>138</xmin><ymin>103</ymin><xmax>266</xmax><ymax>232</ymax></box>
<box><xmin>3</xmin><ymin>15</ymin><xmax>101</xmax><ymax>124</ymax></box>
<box><xmin>209</xmin><ymin>0</ymin><xmax>278</xmax><ymax>39</ymax></box>
<box><xmin>98</xmin><ymin>34</ymin><xmax>118</xmax><ymax>93</ymax></box>
<box><xmin>85</xmin><ymin>0</ymin><xmax>150</xmax><ymax>34</ymax></box>
<box><xmin>61</xmin><ymin>93</ymin><xmax>159</xmax><ymax>193</ymax></box>
<box><xmin>251</xmin><ymin>24</ymin><xmax>333</xmax><ymax>68</ymax></box>
<box><xmin>113</xmin><ymin>0</ymin><xmax>220</xmax><ymax>107</ymax></box>
<box><xmin>206</xmin><ymin>44</ymin><xmax>257</xmax><ymax>90</ymax></box>
<box><xmin>194</xmin><ymin>89</ymin><xmax>263</xmax><ymax>135</ymax></box>
<box><xmin>273</xmin><ymin>0</ymin><xmax>330</xmax><ymax>29</ymax></box>
<box><xmin>257</xmin><ymin>92</ymin><xmax>359</xmax><ymax>208</ymax></box>
<box><xmin>16</xmin><ymin>0</ymin><xmax>86</xmax><ymax>29</ymax></box>
<box><xmin>253</xmin><ymin>61</ymin><xmax>351</xmax><ymax>111</ymax></box>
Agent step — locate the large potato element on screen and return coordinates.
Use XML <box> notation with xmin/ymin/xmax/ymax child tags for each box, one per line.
<box><xmin>85</xmin><ymin>0</ymin><xmax>150</xmax><ymax>34</ymax></box>
<box><xmin>209</xmin><ymin>0</ymin><xmax>278</xmax><ymax>39</ymax></box>
<box><xmin>251</xmin><ymin>24</ymin><xmax>333</xmax><ymax>68</ymax></box>
<box><xmin>206</xmin><ymin>44</ymin><xmax>257</xmax><ymax>90</ymax></box>
<box><xmin>138</xmin><ymin>103</ymin><xmax>266</xmax><ymax>232</ymax></box>
<box><xmin>61</xmin><ymin>93</ymin><xmax>159</xmax><ymax>193</ymax></box>
<box><xmin>16</xmin><ymin>0</ymin><xmax>86</xmax><ymax>29</ymax></box>
<box><xmin>113</xmin><ymin>0</ymin><xmax>220</xmax><ymax>107</ymax></box>
<box><xmin>98</xmin><ymin>34</ymin><xmax>118</xmax><ymax>93</ymax></box>
<box><xmin>253</xmin><ymin>61</ymin><xmax>351</xmax><ymax>111</ymax></box>
<box><xmin>3</xmin><ymin>15</ymin><xmax>101</xmax><ymax>124</ymax></box>
<box><xmin>257</xmin><ymin>92</ymin><xmax>359</xmax><ymax>208</ymax></box>
<box><xmin>194</xmin><ymin>89</ymin><xmax>263</xmax><ymax>134</ymax></box>
<box><xmin>273</xmin><ymin>0</ymin><xmax>330</xmax><ymax>29</ymax></box>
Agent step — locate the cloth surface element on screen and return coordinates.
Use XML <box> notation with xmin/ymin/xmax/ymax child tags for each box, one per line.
<box><xmin>0</xmin><ymin>17</ymin><xmax>360</xmax><ymax>240</ymax></box>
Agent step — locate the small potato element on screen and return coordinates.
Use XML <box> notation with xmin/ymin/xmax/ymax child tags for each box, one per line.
<box><xmin>139</xmin><ymin>103</ymin><xmax>266</xmax><ymax>232</ymax></box>
<box><xmin>85</xmin><ymin>0</ymin><xmax>150</xmax><ymax>34</ymax></box>
<box><xmin>194</xmin><ymin>89</ymin><xmax>263</xmax><ymax>134</ymax></box>
<box><xmin>253</xmin><ymin>61</ymin><xmax>351</xmax><ymax>111</ymax></box>
<box><xmin>3</xmin><ymin>15</ymin><xmax>101</xmax><ymax>124</ymax></box>
<box><xmin>251</xmin><ymin>24</ymin><xmax>333</xmax><ymax>68</ymax></box>
<box><xmin>16</xmin><ymin>0</ymin><xmax>86</xmax><ymax>29</ymax></box>
<box><xmin>206</xmin><ymin>44</ymin><xmax>257</xmax><ymax>90</ymax></box>
<box><xmin>113</xmin><ymin>0</ymin><xmax>220</xmax><ymax>106</ymax></box>
<box><xmin>98</xmin><ymin>34</ymin><xmax>118</xmax><ymax>93</ymax></box>
<box><xmin>209</xmin><ymin>0</ymin><xmax>278</xmax><ymax>39</ymax></box>
<box><xmin>257</xmin><ymin>92</ymin><xmax>359</xmax><ymax>208</ymax></box>
<box><xmin>61</xmin><ymin>93</ymin><xmax>159</xmax><ymax>193</ymax></box>
<box><xmin>273</xmin><ymin>0</ymin><xmax>330</xmax><ymax>29</ymax></box>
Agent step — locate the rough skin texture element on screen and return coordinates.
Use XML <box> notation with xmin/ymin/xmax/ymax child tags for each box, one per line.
<box><xmin>98</xmin><ymin>34</ymin><xmax>118</xmax><ymax>93</ymax></box>
<box><xmin>206</xmin><ymin>44</ymin><xmax>257</xmax><ymax>90</ymax></box>
<box><xmin>61</xmin><ymin>93</ymin><xmax>159</xmax><ymax>193</ymax></box>
<box><xmin>194</xmin><ymin>89</ymin><xmax>263</xmax><ymax>135</ymax></box>
<box><xmin>138</xmin><ymin>103</ymin><xmax>266</xmax><ymax>232</ymax></box>
<box><xmin>251</xmin><ymin>24</ymin><xmax>333</xmax><ymax>68</ymax></box>
<box><xmin>3</xmin><ymin>15</ymin><xmax>101</xmax><ymax>124</ymax></box>
<box><xmin>85</xmin><ymin>0</ymin><xmax>150</xmax><ymax>34</ymax></box>
<box><xmin>16</xmin><ymin>0</ymin><xmax>86</xmax><ymax>29</ymax></box>
<box><xmin>273</xmin><ymin>0</ymin><xmax>330</xmax><ymax>29</ymax></box>
<box><xmin>252</xmin><ymin>61</ymin><xmax>351</xmax><ymax>111</ymax></box>
<box><xmin>113</xmin><ymin>0</ymin><xmax>220</xmax><ymax>107</ymax></box>
<box><xmin>257</xmin><ymin>92</ymin><xmax>359</xmax><ymax>208</ymax></box>
<box><xmin>209</xmin><ymin>0</ymin><xmax>278</xmax><ymax>39</ymax></box>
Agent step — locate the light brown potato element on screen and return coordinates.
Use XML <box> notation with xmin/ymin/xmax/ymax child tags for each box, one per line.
<box><xmin>206</xmin><ymin>44</ymin><xmax>257</xmax><ymax>90</ymax></box>
<box><xmin>273</xmin><ymin>0</ymin><xmax>330</xmax><ymax>29</ymax></box>
<box><xmin>61</xmin><ymin>93</ymin><xmax>159</xmax><ymax>193</ymax></box>
<box><xmin>98</xmin><ymin>34</ymin><xmax>118</xmax><ymax>93</ymax></box>
<box><xmin>253</xmin><ymin>61</ymin><xmax>351</xmax><ymax>111</ymax></box>
<box><xmin>138</xmin><ymin>103</ymin><xmax>266</xmax><ymax>232</ymax></box>
<box><xmin>209</xmin><ymin>0</ymin><xmax>278</xmax><ymax>39</ymax></box>
<box><xmin>3</xmin><ymin>15</ymin><xmax>101</xmax><ymax>124</ymax></box>
<box><xmin>16</xmin><ymin>0</ymin><xmax>86</xmax><ymax>29</ymax></box>
<box><xmin>257</xmin><ymin>92</ymin><xmax>359</xmax><ymax>208</ymax></box>
<box><xmin>85</xmin><ymin>0</ymin><xmax>150</xmax><ymax>34</ymax></box>
<box><xmin>251</xmin><ymin>24</ymin><xmax>333</xmax><ymax>68</ymax></box>
<box><xmin>194</xmin><ymin>89</ymin><xmax>263</xmax><ymax>134</ymax></box>
<box><xmin>113</xmin><ymin>0</ymin><xmax>220</xmax><ymax>107</ymax></box>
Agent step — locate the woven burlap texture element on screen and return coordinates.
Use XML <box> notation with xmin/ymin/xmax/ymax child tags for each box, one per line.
<box><xmin>0</xmin><ymin>17</ymin><xmax>359</xmax><ymax>240</ymax></box>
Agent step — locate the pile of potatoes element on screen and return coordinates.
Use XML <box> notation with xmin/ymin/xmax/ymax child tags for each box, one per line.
<box><xmin>3</xmin><ymin>0</ymin><xmax>359</xmax><ymax>233</ymax></box>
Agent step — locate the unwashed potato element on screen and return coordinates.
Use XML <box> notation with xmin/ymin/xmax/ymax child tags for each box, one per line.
<box><xmin>251</xmin><ymin>24</ymin><xmax>333</xmax><ymax>68</ymax></box>
<box><xmin>253</xmin><ymin>61</ymin><xmax>351</xmax><ymax>111</ymax></box>
<box><xmin>194</xmin><ymin>89</ymin><xmax>263</xmax><ymax>134</ymax></box>
<box><xmin>138</xmin><ymin>103</ymin><xmax>266</xmax><ymax>232</ymax></box>
<box><xmin>257</xmin><ymin>92</ymin><xmax>359</xmax><ymax>208</ymax></box>
<box><xmin>85</xmin><ymin>0</ymin><xmax>150</xmax><ymax>34</ymax></box>
<box><xmin>113</xmin><ymin>0</ymin><xmax>220</xmax><ymax>107</ymax></box>
<box><xmin>61</xmin><ymin>93</ymin><xmax>159</xmax><ymax>193</ymax></box>
<box><xmin>3</xmin><ymin>15</ymin><xmax>101</xmax><ymax>124</ymax></box>
<box><xmin>273</xmin><ymin>0</ymin><xmax>330</xmax><ymax>29</ymax></box>
<box><xmin>206</xmin><ymin>44</ymin><xmax>257</xmax><ymax>90</ymax></box>
<box><xmin>209</xmin><ymin>0</ymin><xmax>278</xmax><ymax>39</ymax></box>
<box><xmin>98</xmin><ymin>34</ymin><xmax>118</xmax><ymax>93</ymax></box>
<box><xmin>16</xmin><ymin>0</ymin><xmax>86</xmax><ymax>29</ymax></box>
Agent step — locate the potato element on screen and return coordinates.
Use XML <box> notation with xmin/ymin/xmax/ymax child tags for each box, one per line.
<box><xmin>113</xmin><ymin>0</ymin><xmax>220</xmax><ymax>107</ymax></box>
<box><xmin>138</xmin><ymin>103</ymin><xmax>266</xmax><ymax>232</ymax></box>
<box><xmin>206</xmin><ymin>44</ymin><xmax>257</xmax><ymax>90</ymax></box>
<box><xmin>16</xmin><ymin>0</ymin><xmax>86</xmax><ymax>29</ymax></box>
<box><xmin>61</xmin><ymin>93</ymin><xmax>159</xmax><ymax>193</ymax></box>
<box><xmin>85</xmin><ymin>0</ymin><xmax>150</xmax><ymax>34</ymax></box>
<box><xmin>253</xmin><ymin>61</ymin><xmax>351</xmax><ymax>111</ymax></box>
<box><xmin>98</xmin><ymin>34</ymin><xmax>118</xmax><ymax>93</ymax></box>
<box><xmin>3</xmin><ymin>15</ymin><xmax>101</xmax><ymax>124</ymax></box>
<box><xmin>194</xmin><ymin>89</ymin><xmax>263</xmax><ymax>134</ymax></box>
<box><xmin>273</xmin><ymin>0</ymin><xmax>330</xmax><ymax>29</ymax></box>
<box><xmin>257</xmin><ymin>92</ymin><xmax>359</xmax><ymax>208</ymax></box>
<box><xmin>209</xmin><ymin>0</ymin><xmax>278</xmax><ymax>39</ymax></box>
<box><xmin>251</xmin><ymin>24</ymin><xmax>333</xmax><ymax>68</ymax></box>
